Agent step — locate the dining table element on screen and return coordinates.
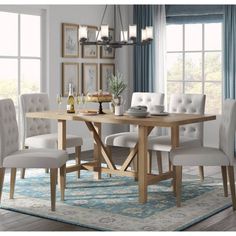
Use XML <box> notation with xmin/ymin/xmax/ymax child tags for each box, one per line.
<box><xmin>26</xmin><ymin>110</ymin><xmax>216</xmax><ymax>204</ymax></box>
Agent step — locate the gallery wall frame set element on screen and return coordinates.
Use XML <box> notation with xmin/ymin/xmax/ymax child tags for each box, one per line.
<box><xmin>62</xmin><ymin>23</ymin><xmax>115</xmax><ymax>59</ymax></box>
<box><xmin>62</xmin><ymin>63</ymin><xmax>115</xmax><ymax>96</ymax></box>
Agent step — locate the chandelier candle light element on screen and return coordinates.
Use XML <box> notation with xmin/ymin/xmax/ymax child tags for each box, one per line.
<box><xmin>78</xmin><ymin>5</ymin><xmax>153</xmax><ymax>48</ymax></box>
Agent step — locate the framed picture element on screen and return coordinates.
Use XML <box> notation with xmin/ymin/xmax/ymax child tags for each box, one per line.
<box><xmin>100</xmin><ymin>63</ymin><xmax>115</xmax><ymax>91</ymax></box>
<box><xmin>62</xmin><ymin>63</ymin><xmax>79</xmax><ymax>97</ymax></box>
<box><xmin>82</xmin><ymin>25</ymin><xmax>98</xmax><ymax>58</ymax></box>
<box><xmin>62</xmin><ymin>23</ymin><xmax>79</xmax><ymax>57</ymax></box>
<box><xmin>100</xmin><ymin>28</ymin><xmax>115</xmax><ymax>59</ymax></box>
<box><xmin>82</xmin><ymin>63</ymin><xmax>98</xmax><ymax>94</ymax></box>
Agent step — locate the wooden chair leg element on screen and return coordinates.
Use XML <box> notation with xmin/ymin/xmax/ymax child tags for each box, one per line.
<box><xmin>199</xmin><ymin>166</ymin><xmax>204</xmax><ymax>181</ymax></box>
<box><xmin>75</xmin><ymin>146</ymin><xmax>81</xmax><ymax>178</ymax></box>
<box><xmin>147</xmin><ymin>151</ymin><xmax>152</xmax><ymax>174</ymax></box>
<box><xmin>50</xmin><ymin>168</ymin><xmax>58</xmax><ymax>211</ymax></box>
<box><xmin>168</xmin><ymin>153</ymin><xmax>172</xmax><ymax>171</ymax></box>
<box><xmin>10</xmin><ymin>168</ymin><xmax>17</xmax><ymax>199</ymax></box>
<box><xmin>172</xmin><ymin>166</ymin><xmax>176</xmax><ymax>196</ymax></box>
<box><xmin>0</xmin><ymin>168</ymin><xmax>5</xmax><ymax>202</ymax></box>
<box><xmin>21</xmin><ymin>168</ymin><xmax>26</xmax><ymax>179</ymax></box>
<box><xmin>106</xmin><ymin>146</ymin><xmax>112</xmax><ymax>178</ymax></box>
<box><xmin>175</xmin><ymin>166</ymin><xmax>182</xmax><ymax>207</ymax></box>
<box><xmin>60</xmin><ymin>165</ymin><xmax>66</xmax><ymax>201</ymax></box>
<box><xmin>227</xmin><ymin>166</ymin><xmax>236</xmax><ymax>210</ymax></box>
<box><xmin>156</xmin><ymin>151</ymin><xmax>163</xmax><ymax>174</ymax></box>
<box><xmin>221</xmin><ymin>166</ymin><xmax>228</xmax><ymax>197</ymax></box>
<box><xmin>21</xmin><ymin>147</ymin><xmax>28</xmax><ymax>179</ymax></box>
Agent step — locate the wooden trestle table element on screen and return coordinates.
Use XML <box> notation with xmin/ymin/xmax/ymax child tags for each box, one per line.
<box><xmin>26</xmin><ymin>111</ymin><xmax>216</xmax><ymax>203</ymax></box>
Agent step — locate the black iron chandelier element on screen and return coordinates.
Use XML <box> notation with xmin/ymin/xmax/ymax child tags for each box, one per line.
<box><xmin>78</xmin><ymin>5</ymin><xmax>153</xmax><ymax>48</ymax></box>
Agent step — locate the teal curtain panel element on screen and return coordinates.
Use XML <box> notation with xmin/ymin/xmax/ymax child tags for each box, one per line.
<box><xmin>133</xmin><ymin>5</ymin><xmax>154</xmax><ymax>92</ymax></box>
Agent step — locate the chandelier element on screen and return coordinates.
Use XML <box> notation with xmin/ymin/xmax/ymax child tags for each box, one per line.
<box><xmin>78</xmin><ymin>5</ymin><xmax>153</xmax><ymax>48</ymax></box>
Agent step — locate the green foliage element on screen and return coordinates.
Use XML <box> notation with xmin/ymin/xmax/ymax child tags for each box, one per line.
<box><xmin>0</xmin><ymin>78</ymin><xmax>39</xmax><ymax>105</ymax></box>
<box><xmin>166</xmin><ymin>52</ymin><xmax>222</xmax><ymax>114</ymax></box>
<box><xmin>108</xmin><ymin>71</ymin><xmax>127</xmax><ymax>98</ymax></box>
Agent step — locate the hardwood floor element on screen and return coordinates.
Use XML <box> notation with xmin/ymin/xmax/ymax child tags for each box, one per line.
<box><xmin>0</xmin><ymin>147</ymin><xmax>236</xmax><ymax>231</ymax></box>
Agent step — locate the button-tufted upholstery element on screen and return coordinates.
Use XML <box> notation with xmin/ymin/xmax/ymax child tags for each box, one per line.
<box><xmin>19</xmin><ymin>93</ymin><xmax>83</xmax><ymax>181</ymax></box>
<box><xmin>20</xmin><ymin>93</ymin><xmax>83</xmax><ymax>148</ymax></box>
<box><xmin>148</xmin><ymin>94</ymin><xmax>206</xmax><ymax>152</ymax></box>
<box><xmin>169</xmin><ymin>94</ymin><xmax>206</xmax><ymax>141</ymax></box>
<box><xmin>0</xmin><ymin>98</ymin><xmax>68</xmax><ymax>211</ymax></box>
<box><xmin>105</xmin><ymin>92</ymin><xmax>165</xmax><ymax>147</ymax></box>
<box><xmin>170</xmin><ymin>100</ymin><xmax>236</xmax><ymax>209</ymax></box>
<box><xmin>129</xmin><ymin>92</ymin><xmax>165</xmax><ymax>134</ymax></box>
<box><xmin>0</xmin><ymin>99</ymin><xmax>68</xmax><ymax>168</ymax></box>
<box><xmin>20</xmin><ymin>93</ymin><xmax>51</xmax><ymax>139</ymax></box>
<box><xmin>0</xmin><ymin>99</ymin><xmax>19</xmax><ymax>167</ymax></box>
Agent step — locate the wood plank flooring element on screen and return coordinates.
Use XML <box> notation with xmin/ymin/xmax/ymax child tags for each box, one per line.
<box><xmin>0</xmin><ymin>147</ymin><xmax>236</xmax><ymax>231</ymax></box>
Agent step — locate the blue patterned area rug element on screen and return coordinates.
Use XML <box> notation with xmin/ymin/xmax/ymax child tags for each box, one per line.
<box><xmin>0</xmin><ymin>163</ymin><xmax>232</xmax><ymax>231</ymax></box>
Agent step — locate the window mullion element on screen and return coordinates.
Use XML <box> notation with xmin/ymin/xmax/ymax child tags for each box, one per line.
<box><xmin>18</xmin><ymin>14</ymin><xmax>21</xmax><ymax>97</ymax></box>
<box><xmin>16</xmin><ymin>13</ymin><xmax>21</xmax><ymax>123</ymax></box>
<box><xmin>202</xmin><ymin>24</ymin><xmax>205</xmax><ymax>95</ymax></box>
<box><xmin>183</xmin><ymin>24</ymin><xmax>185</xmax><ymax>93</ymax></box>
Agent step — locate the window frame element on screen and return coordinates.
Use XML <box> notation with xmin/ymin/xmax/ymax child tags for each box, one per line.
<box><xmin>0</xmin><ymin>8</ymin><xmax>45</xmax><ymax>120</ymax></box>
<box><xmin>166</xmin><ymin>23</ymin><xmax>222</xmax><ymax>114</ymax></box>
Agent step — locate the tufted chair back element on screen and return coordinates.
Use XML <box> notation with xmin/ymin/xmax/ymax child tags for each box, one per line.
<box><xmin>169</xmin><ymin>94</ymin><xmax>206</xmax><ymax>142</ymax></box>
<box><xmin>130</xmin><ymin>92</ymin><xmax>165</xmax><ymax>134</ymax></box>
<box><xmin>20</xmin><ymin>93</ymin><xmax>51</xmax><ymax>141</ymax></box>
<box><xmin>219</xmin><ymin>99</ymin><xmax>236</xmax><ymax>165</ymax></box>
<box><xmin>0</xmin><ymin>99</ymin><xmax>19</xmax><ymax>167</ymax></box>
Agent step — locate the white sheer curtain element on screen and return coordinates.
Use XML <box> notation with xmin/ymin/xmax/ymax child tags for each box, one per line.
<box><xmin>153</xmin><ymin>5</ymin><xmax>166</xmax><ymax>95</ymax></box>
<box><xmin>154</xmin><ymin>6</ymin><xmax>167</xmax><ymax>135</ymax></box>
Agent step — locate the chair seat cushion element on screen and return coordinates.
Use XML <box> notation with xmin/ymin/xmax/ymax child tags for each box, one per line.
<box><xmin>148</xmin><ymin>135</ymin><xmax>201</xmax><ymax>152</ymax></box>
<box><xmin>25</xmin><ymin>133</ymin><xmax>83</xmax><ymax>149</ymax></box>
<box><xmin>105</xmin><ymin>132</ymin><xmax>141</xmax><ymax>148</ymax></box>
<box><xmin>3</xmin><ymin>149</ymin><xmax>68</xmax><ymax>168</ymax></box>
<box><xmin>170</xmin><ymin>147</ymin><xmax>230</xmax><ymax>166</ymax></box>
<box><xmin>105</xmin><ymin>133</ymin><xmax>201</xmax><ymax>151</ymax></box>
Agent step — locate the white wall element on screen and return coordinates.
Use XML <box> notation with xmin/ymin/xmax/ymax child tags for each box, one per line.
<box><xmin>47</xmin><ymin>5</ymin><xmax>133</xmax><ymax>150</ymax></box>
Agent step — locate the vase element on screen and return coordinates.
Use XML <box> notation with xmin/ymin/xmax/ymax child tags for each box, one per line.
<box><xmin>113</xmin><ymin>95</ymin><xmax>122</xmax><ymax>106</ymax></box>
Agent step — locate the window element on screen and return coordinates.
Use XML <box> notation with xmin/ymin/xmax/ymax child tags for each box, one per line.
<box><xmin>0</xmin><ymin>11</ymin><xmax>41</xmax><ymax>114</ymax></box>
<box><xmin>166</xmin><ymin>23</ymin><xmax>222</xmax><ymax>114</ymax></box>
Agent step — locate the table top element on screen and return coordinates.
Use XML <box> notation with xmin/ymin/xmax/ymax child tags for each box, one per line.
<box><xmin>26</xmin><ymin>110</ymin><xmax>216</xmax><ymax>127</ymax></box>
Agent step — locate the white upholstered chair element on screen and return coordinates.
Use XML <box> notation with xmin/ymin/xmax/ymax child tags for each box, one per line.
<box><xmin>0</xmin><ymin>99</ymin><xmax>68</xmax><ymax>211</ymax></box>
<box><xmin>171</xmin><ymin>99</ymin><xmax>236</xmax><ymax>209</ymax></box>
<box><xmin>19</xmin><ymin>93</ymin><xmax>83</xmax><ymax>179</ymax></box>
<box><xmin>105</xmin><ymin>92</ymin><xmax>165</xmax><ymax>171</ymax></box>
<box><xmin>148</xmin><ymin>94</ymin><xmax>206</xmax><ymax>176</ymax></box>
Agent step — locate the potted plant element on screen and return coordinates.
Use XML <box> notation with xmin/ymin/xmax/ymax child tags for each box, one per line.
<box><xmin>108</xmin><ymin>71</ymin><xmax>127</xmax><ymax>106</ymax></box>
